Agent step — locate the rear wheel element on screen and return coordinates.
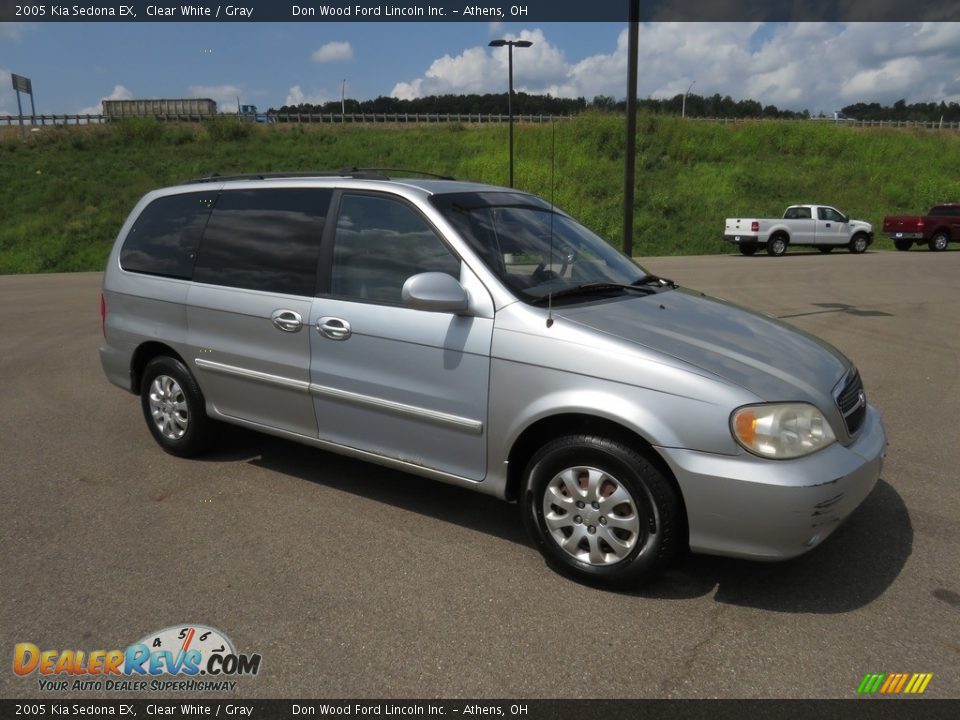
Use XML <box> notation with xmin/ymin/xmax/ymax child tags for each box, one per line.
<box><xmin>929</xmin><ymin>232</ymin><xmax>949</xmax><ymax>252</ymax></box>
<box><xmin>766</xmin><ymin>235</ymin><xmax>788</xmax><ymax>257</ymax></box>
<box><xmin>894</xmin><ymin>239</ymin><xmax>913</xmax><ymax>251</ymax></box>
<box><xmin>522</xmin><ymin>435</ymin><xmax>682</xmax><ymax>588</ymax></box>
<box><xmin>140</xmin><ymin>356</ymin><xmax>213</xmax><ymax>458</ymax></box>
<box><xmin>848</xmin><ymin>234</ymin><xmax>869</xmax><ymax>254</ymax></box>
<box><xmin>739</xmin><ymin>244</ymin><xmax>758</xmax><ymax>256</ymax></box>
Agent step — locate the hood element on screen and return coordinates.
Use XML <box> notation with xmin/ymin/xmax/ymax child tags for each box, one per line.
<box><xmin>851</xmin><ymin>219</ymin><xmax>873</xmax><ymax>232</ymax></box>
<box><xmin>557</xmin><ymin>288</ymin><xmax>850</xmax><ymax>403</ymax></box>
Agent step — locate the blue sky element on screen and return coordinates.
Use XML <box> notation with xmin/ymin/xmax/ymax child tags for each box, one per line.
<box><xmin>2</xmin><ymin>21</ymin><xmax>959</xmax><ymax>116</ymax></box>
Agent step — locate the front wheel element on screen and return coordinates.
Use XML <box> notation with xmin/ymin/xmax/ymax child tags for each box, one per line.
<box><xmin>929</xmin><ymin>232</ymin><xmax>949</xmax><ymax>252</ymax></box>
<box><xmin>140</xmin><ymin>356</ymin><xmax>213</xmax><ymax>458</ymax></box>
<box><xmin>848</xmin><ymin>234</ymin><xmax>869</xmax><ymax>254</ymax></box>
<box><xmin>766</xmin><ymin>236</ymin><xmax>788</xmax><ymax>256</ymax></box>
<box><xmin>522</xmin><ymin>435</ymin><xmax>682</xmax><ymax>588</ymax></box>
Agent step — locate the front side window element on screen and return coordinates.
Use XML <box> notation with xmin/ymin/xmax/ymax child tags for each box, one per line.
<box><xmin>431</xmin><ymin>191</ymin><xmax>649</xmax><ymax>304</ymax></box>
<box><xmin>120</xmin><ymin>192</ymin><xmax>215</xmax><ymax>279</ymax></box>
<box><xmin>331</xmin><ymin>194</ymin><xmax>460</xmax><ymax>304</ymax></box>
<box><xmin>818</xmin><ymin>207</ymin><xmax>846</xmax><ymax>222</ymax></box>
<box><xmin>194</xmin><ymin>188</ymin><xmax>332</xmax><ymax>296</ymax></box>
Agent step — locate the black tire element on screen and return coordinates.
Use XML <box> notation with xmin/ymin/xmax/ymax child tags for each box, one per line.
<box><xmin>139</xmin><ymin>356</ymin><xmax>213</xmax><ymax>458</ymax></box>
<box><xmin>848</xmin><ymin>234</ymin><xmax>869</xmax><ymax>254</ymax></box>
<box><xmin>521</xmin><ymin>435</ymin><xmax>682</xmax><ymax>589</ymax></box>
<box><xmin>818</xmin><ymin>247</ymin><xmax>834</xmax><ymax>254</ymax></box>
<box><xmin>738</xmin><ymin>244</ymin><xmax>758</xmax><ymax>256</ymax></box>
<box><xmin>766</xmin><ymin>235</ymin><xmax>788</xmax><ymax>256</ymax></box>
<box><xmin>894</xmin><ymin>239</ymin><xmax>913</xmax><ymax>251</ymax></box>
<box><xmin>929</xmin><ymin>232</ymin><xmax>949</xmax><ymax>252</ymax></box>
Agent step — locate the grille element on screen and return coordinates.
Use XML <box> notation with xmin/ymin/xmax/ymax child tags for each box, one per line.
<box><xmin>835</xmin><ymin>368</ymin><xmax>866</xmax><ymax>435</ymax></box>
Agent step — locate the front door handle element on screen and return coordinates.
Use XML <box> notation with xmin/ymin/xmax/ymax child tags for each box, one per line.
<box><xmin>271</xmin><ymin>309</ymin><xmax>303</xmax><ymax>333</ymax></box>
<box><xmin>317</xmin><ymin>316</ymin><xmax>352</xmax><ymax>341</ymax></box>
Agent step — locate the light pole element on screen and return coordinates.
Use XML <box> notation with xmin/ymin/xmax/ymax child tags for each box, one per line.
<box><xmin>682</xmin><ymin>80</ymin><xmax>696</xmax><ymax>119</ymax></box>
<box><xmin>341</xmin><ymin>79</ymin><xmax>346</xmax><ymax>115</ymax></box>
<box><xmin>489</xmin><ymin>38</ymin><xmax>532</xmax><ymax>188</ymax></box>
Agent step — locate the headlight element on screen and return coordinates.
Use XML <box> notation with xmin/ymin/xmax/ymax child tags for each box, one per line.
<box><xmin>731</xmin><ymin>403</ymin><xmax>836</xmax><ymax>459</ymax></box>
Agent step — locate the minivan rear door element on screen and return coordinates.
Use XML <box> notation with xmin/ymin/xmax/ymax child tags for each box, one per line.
<box><xmin>187</xmin><ymin>187</ymin><xmax>333</xmax><ymax>437</ymax></box>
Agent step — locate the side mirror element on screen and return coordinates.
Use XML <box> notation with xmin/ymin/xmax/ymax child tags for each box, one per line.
<box><xmin>401</xmin><ymin>272</ymin><xmax>470</xmax><ymax>314</ymax></box>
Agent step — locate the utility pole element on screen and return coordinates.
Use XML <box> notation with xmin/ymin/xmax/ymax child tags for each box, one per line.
<box><xmin>623</xmin><ymin>2</ymin><xmax>639</xmax><ymax>257</ymax></box>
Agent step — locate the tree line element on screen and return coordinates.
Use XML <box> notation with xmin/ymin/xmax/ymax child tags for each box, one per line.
<box><xmin>268</xmin><ymin>93</ymin><xmax>960</xmax><ymax>122</ymax></box>
<box><xmin>840</xmin><ymin>99</ymin><xmax>960</xmax><ymax>122</ymax></box>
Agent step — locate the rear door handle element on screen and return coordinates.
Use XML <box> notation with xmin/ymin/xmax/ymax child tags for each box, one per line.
<box><xmin>316</xmin><ymin>317</ymin><xmax>352</xmax><ymax>341</ymax></box>
<box><xmin>271</xmin><ymin>309</ymin><xmax>303</xmax><ymax>333</ymax></box>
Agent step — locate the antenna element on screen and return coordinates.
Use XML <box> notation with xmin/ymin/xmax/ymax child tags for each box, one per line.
<box><xmin>546</xmin><ymin>119</ymin><xmax>556</xmax><ymax>328</ymax></box>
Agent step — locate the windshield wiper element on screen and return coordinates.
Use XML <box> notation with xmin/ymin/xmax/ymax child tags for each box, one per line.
<box><xmin>633</xmin><ymin>274</ymin><xmax>677</xmax><ymax>288</ymax></box>
<box><xmin>530</xmin><ymin>282</ymin><xmax>656</xmax><ymax>306</ymax></box>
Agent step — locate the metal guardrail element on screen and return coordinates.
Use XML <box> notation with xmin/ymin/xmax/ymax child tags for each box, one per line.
<box><xmin>2</xmin><ymin>113</ymin><xmax>959</xmax><ymax>129</ymax></box>
<box><xmin>0</xmin><ymin>113</ymin><xmax>572</xmax><ymax>126</ymax></box>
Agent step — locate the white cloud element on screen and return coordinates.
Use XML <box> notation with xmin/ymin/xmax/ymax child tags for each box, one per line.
<box><xmin>187</xmin><ymin>84</ymin><xmax>244</xmax><ymax>109</ymax></box>
<box><xmin>312</xmin><ymin>41</ymin><xmax>353</xmax><ymax>63</ymax></box>
<box><xmin>390</xmin><ymin>23</ymin><xmax>960</xmax><ymax>114</ymax></box>
<box><xmin>78</xmin><ymin>84</ymin><xmax>133</xmax><ymax>116</ymax></box>
<box><xmin>392</xmin><ymin>28</ymin><xmax>566</xmax><ymax>100</ymax></box>
<box><xmin>284</xmin><ymin>85</ymin><xmax>330</xmax><ymax>107</ymax></box>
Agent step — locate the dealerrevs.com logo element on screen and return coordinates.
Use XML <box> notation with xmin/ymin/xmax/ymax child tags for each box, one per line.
<box><xmin>13</xmin><ymin>624</ymin><xmax>262</xmax><ymax>692</ymax></box>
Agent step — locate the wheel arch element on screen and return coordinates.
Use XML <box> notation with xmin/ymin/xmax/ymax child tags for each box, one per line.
<box><xmin>130</xmin><ymin>341</ymin><xmax>188</xmax><ymax>394</ymax></box>
<box><xmin>504</xmin><ymin>413</ymin><xmax>688</xmax><ymax>543</ymax></box>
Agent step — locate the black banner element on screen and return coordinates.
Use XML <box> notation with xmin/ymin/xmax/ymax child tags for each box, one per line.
<box><xmin>1</xmin><ymin>0</ymin><xmax>959</xmax><ymax>23</ymax></box>
<box><xmin>1</xmin><ymin>700</ymin><xmax>959</xmax><ymax>720</ymax></box>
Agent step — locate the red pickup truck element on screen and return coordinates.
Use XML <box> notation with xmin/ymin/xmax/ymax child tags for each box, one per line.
<box><xmin>883</xmin><ymin>204</ymin><xmax>960</xmax><ymax>251</ymax></box>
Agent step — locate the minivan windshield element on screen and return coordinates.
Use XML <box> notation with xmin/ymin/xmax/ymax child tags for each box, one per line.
<box><xmin>431</xmin><ymin>192</ymin><xmax>651</xmax><ymax>304</ymax></box>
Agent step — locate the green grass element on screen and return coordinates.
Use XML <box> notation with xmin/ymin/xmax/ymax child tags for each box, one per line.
<box><xmin>2</xmin><ymin>114</ymin><xmax>959</xmax><ymax>273</ymax></box>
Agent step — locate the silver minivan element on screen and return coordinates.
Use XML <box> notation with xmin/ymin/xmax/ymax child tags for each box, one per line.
<box><xmin>100</xmin><ymin>172</ymin><xmax>887</xmax><ymax>588</ymax></box>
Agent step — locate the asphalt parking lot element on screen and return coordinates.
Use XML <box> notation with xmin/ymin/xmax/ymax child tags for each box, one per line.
<box><xmin>1</xmin><ymin>249</ymin><xmax>958</xmax><ymax>699</ymax></box>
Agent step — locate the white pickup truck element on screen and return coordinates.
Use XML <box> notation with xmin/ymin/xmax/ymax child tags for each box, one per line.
<box><xmin>724</xmin><ymin>205</ymin><xmax>874</xmax><ymax>256</ymax></box>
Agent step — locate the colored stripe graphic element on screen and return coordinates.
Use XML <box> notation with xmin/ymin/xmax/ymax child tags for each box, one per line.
<box><xmin>905</xmin><ymin>673</ymin><xmax>933</xmax><ymax>694</ymax></box>
<box><xmin>857</xmin><ymin>673</ymin><xmax>932</xmax><ymax>695</ymax></box>
<box><xmin>857</xmin><ymin>673</ymin><xmax>885</xmax><ymax>694</ymax></box>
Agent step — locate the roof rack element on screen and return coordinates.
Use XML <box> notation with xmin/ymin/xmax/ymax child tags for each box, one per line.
<box><xmin>346</xmin><ymin>167</ymin><xmax>457</xmax><ymax>180</ymax></box>
<box><xmin>183</xmin><ymin>168</ymin><xmax>455</xmax><ymax>185</ymax></box>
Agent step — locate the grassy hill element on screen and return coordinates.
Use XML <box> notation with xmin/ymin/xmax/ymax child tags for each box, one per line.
<box><xmin>2</xmin><ymin>114</ymin><xmax>959</xmax><ymax>274</ymax></box>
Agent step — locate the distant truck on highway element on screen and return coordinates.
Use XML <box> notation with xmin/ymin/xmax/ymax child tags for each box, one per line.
<box><xmin>882</xmin><ymin>204</ymin><xmax>960</xmax><ymax>251</ymax></box>
<box><xmin>724</xmin><ymin>205</ymin><xmax>874</xmax><ymax>256</ymax></box>
<box><xmin>239</xmin><ymin>104</ymin><xmax>274</xmax><ymax>123</ymax></box>
<box><xmin>102</xmin><ymin>98</ymin><xmax>217</xmax><ymax>120</ymax></box>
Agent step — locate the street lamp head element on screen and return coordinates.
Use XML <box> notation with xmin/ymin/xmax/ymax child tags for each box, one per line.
<box><xmin>488</xmin><ymin>39</ymin><xmax>534</xmax><ymax>48</ymax></box>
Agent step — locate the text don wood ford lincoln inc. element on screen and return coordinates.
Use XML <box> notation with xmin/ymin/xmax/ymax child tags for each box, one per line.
<box><xmin>12</xmin><ymin>625</ymin><xmax>261</xmax><ymax>692</ymax></box>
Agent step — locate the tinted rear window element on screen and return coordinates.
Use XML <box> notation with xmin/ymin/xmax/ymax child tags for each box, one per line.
<box><xmin>120</xmin><ymin>192</ymin><xmax>215</xmax><ymax>279</ymax></box>
<box><xmin>930</xmin><ymin>206</ymin><xmax>960</xmax><ymax>217</ymax></box>
<box><xmin>194</xmin><ymin>188</ymin><xmax>332</xmax><ymax>296</ymax></box>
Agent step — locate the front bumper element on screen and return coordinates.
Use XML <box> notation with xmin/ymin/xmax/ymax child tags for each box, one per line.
<box><xmin>658</xmin><ymin>404</ymin><xmax>886</xmax><ymax>561</ymax></box>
